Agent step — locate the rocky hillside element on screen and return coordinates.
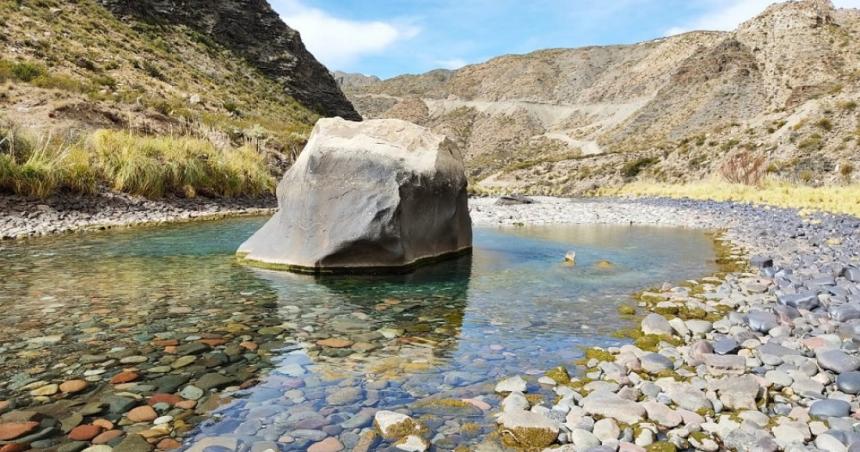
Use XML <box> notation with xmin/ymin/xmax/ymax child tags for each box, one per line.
<box><xmin>1</xmin><ymin>0</ymin><xmax>357</xmax><ymax>180</ymax></box>
<box><xmin>343</xmin><ymin>0</ymin><xmax>860</xmax><ymax>195</ymax></box>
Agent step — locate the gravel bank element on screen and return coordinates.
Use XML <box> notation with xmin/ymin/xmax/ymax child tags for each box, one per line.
<box><xmin>459</xmin><ymin>196</ymin><xmax>860</xmax><ymax>451</ymax></box>
<box><xmin>0</xmin><ymin>192</ymin><xmax>276</xmax><ymax>240</ymax></box>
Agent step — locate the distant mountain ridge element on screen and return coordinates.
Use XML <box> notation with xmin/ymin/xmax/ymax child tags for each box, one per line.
<box><xmin>341</xmin><ymin>0</ymin><xmax>860</xmax><ymax>195</ymax></box>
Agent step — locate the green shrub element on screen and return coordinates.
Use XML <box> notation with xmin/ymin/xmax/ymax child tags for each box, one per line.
<box><xmin>142</xmin><ymin>61</ymin><xmax>165</xmax><ymax>81</ymax></box>
<box><xmin>839</xmin><ymin>100</ymin><xmax>858</xmax><ymax>111</ymax></box>
<box><xmin>798</xmin><ymin>134</ymin><xmax>823</xmax><ymax>151</ymax></box>
<box><xmin>11</xmin><ymin>61</ymin><xmax>46</xmax><ymax>82</ymax></box>
<box><xmin>621</xmin><ymin>157</ymin><xmax>658</xmax><ymax>178</ymax></box>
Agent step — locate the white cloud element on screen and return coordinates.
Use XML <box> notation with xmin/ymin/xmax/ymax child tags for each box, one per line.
<box><xmin>435</xmin><ymin>58</ymin><xmax>468</xmax><ymax>70</ymax></box>
<box><xmin>666</xmin><ymin>0</ymin><xmax>860</xmax><ymax>36</ymax></box>
<box><xmin>273</xmin><ymin>0</ymin><xmax>420</xmax><ymax>70</ymax></box>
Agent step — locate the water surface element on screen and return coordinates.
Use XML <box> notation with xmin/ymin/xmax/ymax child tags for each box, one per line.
<box><xmin>0</xmin><ymin>218</ymin><xmax>716</xmax><ymax>450</ymax></box>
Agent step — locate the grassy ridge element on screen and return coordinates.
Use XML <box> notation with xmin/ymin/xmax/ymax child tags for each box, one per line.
<box><xmin>0</xmin><ymin>127</ymin><xmax>275</xmax><ymax>199</ymax></box>
<box><xmin>607</xmin><ymin>179</ymin><xmax>860</xmax><ymax>218</ymax></box>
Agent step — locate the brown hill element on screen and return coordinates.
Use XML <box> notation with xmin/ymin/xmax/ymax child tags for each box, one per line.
<box><xmin>343</xmin><ymin>0</ymin><xmax>860</xmax><ymax>195</ymax></box>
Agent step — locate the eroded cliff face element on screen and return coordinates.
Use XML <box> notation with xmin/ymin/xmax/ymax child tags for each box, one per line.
<box><xmin>100</xmin><ymin>0</ymin><xmax>360</xmax><ymax>120</ymax></box>
<box><xmin>343</xmin><ymin>0</ymin><xmax>860</xmax><ymax>195</ymax></box>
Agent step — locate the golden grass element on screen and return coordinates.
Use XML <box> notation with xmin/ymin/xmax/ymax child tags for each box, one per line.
<box><xmin>605</xmin><ymin>178</ymin><xmax>860</xmax><ymax>218</ymax></box>
<box><xmin>0</xmin><ymin>127</ymin><xmax>275</xmax><ymax>199</ymax></box>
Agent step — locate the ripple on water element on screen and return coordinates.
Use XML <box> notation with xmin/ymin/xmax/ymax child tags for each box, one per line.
<box><xmin>0</xmin><ymin>218</ymin><xmax>716</xmax><ymax>450</ymax></box>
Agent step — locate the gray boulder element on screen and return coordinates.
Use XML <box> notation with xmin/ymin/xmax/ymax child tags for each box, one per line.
<box><xmin>238</xmin><ymin>118</ymin><xmax>472</xmax><ymax>273</ymax></box>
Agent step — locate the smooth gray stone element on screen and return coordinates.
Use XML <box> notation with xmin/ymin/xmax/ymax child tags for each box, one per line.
<box><xmin>640</xmin><ymin>352</ymin><xmax>674</xmax><ymax>373</ymax></box>
<box><xmin>641</xmin><ymin>313</ymin><xmax>673</xmax><ymax>336</ymax></box>
<box><xmin>832</xmin><ymin>305</ymin><xmax>860</xmax><ymax>322</ymax></box>
<box><xmin>817</xmin><ymin>349</ymin><xmax>860</xmax><ymax>374</ymax></box>
<box><xmin>837</xmin><ymin>371</ymin><xmax>860</xmax><ymax>394</ymax></box>
<box><xmin>807</xmin><ymin>276</ymin><xmax>836</xmax><ymax>288</ymax></box>
<box><xmin>778</xmin><ymin>291</ymin><xmax>820</xmax><ymax>310</ymax></box>
<box><xmin>844</xmin><ymin>267</ymin><xmax>860</xmax><ymax>283</ymax></box>
<box><xmin>238</xmin><ymin>118</ymin><xmax>472</xmax><ymax>272</ymax></box>
<box><xmin>750</xmin><ymin>255</ymin><xmax>774</xmax><ymax>268</ymax></box>
<box><xmin>713</xmin><ymin>337</ymin><xmax>739</xmax><ymax>355</ymax></box>
<box><xmin>809</xmin><ymin>399</ymin><xmax>851</xmax><ymax>418</ymax></box>
<box><xmin>747</xmin><ymin>311</ymin><xmax>778</xmax><ymax>332</ymax></box>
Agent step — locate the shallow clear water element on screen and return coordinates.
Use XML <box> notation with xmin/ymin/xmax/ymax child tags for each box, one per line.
<box><xmin>0</xmin><ymin>218</ymin><xmax>716</xmax><ymax>450</ymax></box>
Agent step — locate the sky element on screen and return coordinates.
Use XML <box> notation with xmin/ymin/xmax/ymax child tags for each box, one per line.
<box><xmin>271</xmin><ymin>0</ymin><xmax>860</xmax><ymax>79</ymax></box>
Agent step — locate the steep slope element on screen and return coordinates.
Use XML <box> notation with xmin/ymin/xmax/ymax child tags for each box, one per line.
<box><xmin>0</xmin><ymin>0</ymin><xmax>357</xmax><ymax>194</ymax></box>
<box><xmin>100</xmin><ymin>0</ymin><xmax>359</xmax><ymax>120</ymax></box>
<box><xmin>344</xmin><ymin>0</ymin><xmax>860</xmax><ymax>195</ymax></box>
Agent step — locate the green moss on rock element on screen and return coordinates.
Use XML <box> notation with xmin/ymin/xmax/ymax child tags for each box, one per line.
<box><xmin>546</xmin><ymin>366</ymin><xmax>571</xmax><ymax>384</ymax></box>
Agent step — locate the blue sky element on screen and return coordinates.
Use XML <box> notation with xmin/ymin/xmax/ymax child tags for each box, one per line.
<box><xmin>271</xmin><ymin>0</ymin><xmax>860</xmax><ymax>79</ymax></box>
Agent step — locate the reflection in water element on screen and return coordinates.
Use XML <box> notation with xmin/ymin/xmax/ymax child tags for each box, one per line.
<box><xmin>0</xmin><ymin>219</ymin><xmax>716</xmax><ymax>451</ymax></box>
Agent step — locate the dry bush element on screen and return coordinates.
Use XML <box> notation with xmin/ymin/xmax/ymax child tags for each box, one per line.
<box><xmin>720</xmin><ymin>151</ymin><xmax>767</xmax><ymax>186</ymax></box>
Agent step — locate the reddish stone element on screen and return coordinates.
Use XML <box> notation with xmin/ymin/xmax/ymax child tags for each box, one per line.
<box><xmin>199</xmin><ymin>339</ymin><xmax>226</xmax><ymax>347</ymax></box>
<box><xmin>148</xmin><ymin>394</ymin><xmax>181</xmax><ymax>406</ymax></box>
<box><xmin>0</xmin><ymin>401</ymin><xmax>10</xmax><ymax>412</ymax></box>
<box><xmin>240</xmin><ymin>341</ymin><xmax>258</xmax><ymax>351</ymax></box>
<box><xmin>92</xmin><ymin>419</ymin><xmax>114</xmax><ymax>430</ymax></box>
<box><xmin>174</xmin><ymin>400</ymin><xmax>196</xmax><ymax>410</ymax></box>
<box><xmin>111</xmin><ymin>371</ymin><xmax>139</xmax><ymax>384</ymax></box>
<box><xmin>462</xmin><ymin>398</ymin><xmax>491</xmax><ymax>411</ymax></box>
<box><xmin>92</xmin><ymin>429</ymin><xmax>124</xmax><ymax>444</ymax></box>
<box><xmin>127</xmin><ymin>406</ymin><xmax>157</xmax><ymax>423</ymax></box>
<box><xmin>152</xmin><ymin>339</ymin><xmax>179</xmax><ymax>347</ymax></box>
<box><xmin>157</xmin><ymin>438</ymin><xmax>182</xmax><ymax>450</ymax></box>
<box><xmin>0</xmin><ymin>422</ymin><xmax>39</xmax><ymax>441</ymax></box>
<box><xmin>59</xmin><ymin>380</ymin><xmax>88</xmax><ymax>394</ymax></box>
<box><xmin>68</xmin><ymin>424</ymin><xmax>103</xmax><ymax>441</ymax></box>
<box><xmin>0</xmin><ymin>444</ymin><xmax>28</xmax><ymax>452</ymax></box>
<box><xmin>316</xmin><ymin>338</ymin><xmax>353</xmax><ymax>348</ymax></box>
<box><xmin>164</xmin><ymin>346</ymin><xmax>177</xmax><ymax>354</ymax></box>
<box><xmin>308</xmin><ymin>437</ymin><xmax>344</xmax><ymax>452</ymax></box>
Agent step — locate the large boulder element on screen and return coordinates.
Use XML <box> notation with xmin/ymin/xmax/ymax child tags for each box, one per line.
<box><xmin>237</xmin><ymin>118</ymin><xmax>472</xmax><ymax>273</ymax></box>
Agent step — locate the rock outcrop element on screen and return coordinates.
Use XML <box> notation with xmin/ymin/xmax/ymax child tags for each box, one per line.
<box><xmin>237</xmin><ymin>118</ymin><xmax>472</xmax><ymax>273</ymax></box>
<box><xmin>100</xmin><ymin>0</ymin><xmax>360</xmax><ymax>120</ymax></box>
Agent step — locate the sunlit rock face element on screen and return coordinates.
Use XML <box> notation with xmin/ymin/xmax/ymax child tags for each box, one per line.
<box><xmin>238</xmin><ymin>117</ymin><xmax>472</xmax><ymax>273</ymax></box>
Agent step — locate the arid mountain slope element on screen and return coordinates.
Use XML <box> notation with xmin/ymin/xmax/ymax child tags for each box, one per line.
<box><xmin>1</xmin><ymin>0</ymin><xmax>357</xmax><ymax>174</ymax></box>
<box><xmin>344</xmin><ymin>0</ymin><xmax>860</xmax><ymax>195</ymax></box>
<box><xmin>100</xmin><ymin>0</ymin><xmax>359</xmax><ymax>120</ymax></box>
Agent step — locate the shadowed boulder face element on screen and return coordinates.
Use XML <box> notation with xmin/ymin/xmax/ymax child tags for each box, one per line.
<box><xmin>238</xmin><ymin>118</ymin><xmax>472</xmax><ymax>273</ymax></box>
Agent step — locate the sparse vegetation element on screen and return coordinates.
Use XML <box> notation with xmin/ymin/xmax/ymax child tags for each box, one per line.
<box><xmin>841</xmin><ymin>162</ymin><xmax>855</xmax><ymax>181</ymax></box>
<box><xmin>0</xmin><ymin>126</ymin><xmax>275</xmax><ymax>198</ymax></box>
<box><xmin>621</xmin><ymin>156</ymin><xmax>658</xmax><ymax>178</ymax></box>
<box><xmin>838</xmin><ymin>100</ymin><xmax>857</xmax><ymax>111</ymax></box>
<box><xmin>719</xmin><ymin>151</ymin><xmax>767</xmax><ymax>185</ymax></box>
<box><xmin>608</xmin><ymin>178</ymin><xmax>860</xmax><ymax>218</ymax></box>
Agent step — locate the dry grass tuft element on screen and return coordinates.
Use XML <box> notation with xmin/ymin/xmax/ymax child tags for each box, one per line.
<box><xmin>0</xmin><ymin>127</ymin><xmax>275</xmax><ymax>199</ymax></box>
<box><xmin>607</xmin><ymin>178</ymin><xmax>860</xmax><ymax>218</ymax></box>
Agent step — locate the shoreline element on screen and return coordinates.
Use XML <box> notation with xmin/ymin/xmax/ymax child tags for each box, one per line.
<box><xmin>466</xmin><ymin>197</ymin><xmax>860</xmax><ymax>450</ymax></box>
<box><xmin>2</xmin><ymin>194</ymin><xmax>859</xmax><ymax>450</ymax></box>
<box><xmin>0</xmin><ymin>192</ymin><xmax>277</xmax><ymax>240</ymax></box>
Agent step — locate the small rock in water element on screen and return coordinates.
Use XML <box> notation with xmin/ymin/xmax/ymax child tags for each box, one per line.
<box><xmin>374</xmin><ymin>411</ymin><xmax>418</xmax><ymax>440</ymax></box>
<box><xmin>394</xmin><ymin>435</ymin><xmax>429</xmax><ymax>452</ymax></box>
<box><xmin>496</xmin><ymin>410</ymin><xmax>559</xmax><ymax>449</ymax></box>
<box><xmin>495</xmin><ymin>375</ymin><xmax>527</xmax><ymax>393</ymax></box>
